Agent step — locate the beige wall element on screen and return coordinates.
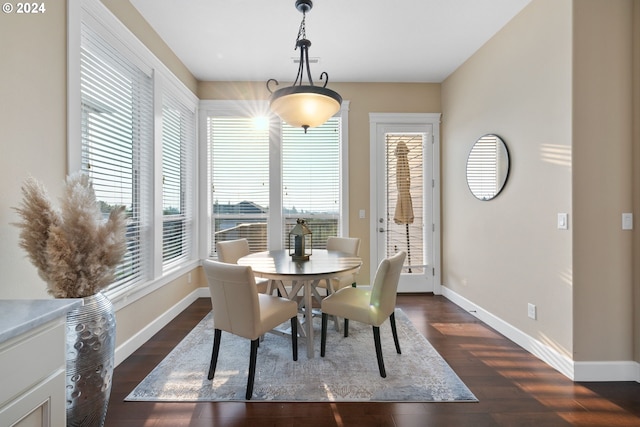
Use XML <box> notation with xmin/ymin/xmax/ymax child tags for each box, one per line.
<box><xmin>634</xmin><ymin>0</ymin><xmax>640</xmax><ymax>362</ymax></box>
<box><xmin>1</xmin><ymin>0</ymin><xmax>67</xmax><ymax>299</ymax></box>
<box><xmin>442</xmin><ymin>0</ymin><xmax>638</xmax><ymax>364</ymax></box>
<box><xmin>114</xmin><ymin>271</ymin><xmax>203</xmax><ymax>348</ymax></box>
<box><xmin>442</xmin><ymin>0</ymin><xmax>573</xmax><ymax>357</ymax></box>
<box><xmin>573</xmin><ymin>0</ymin><xmax>635</xmax><ymax>362</ymax></box>
<box><xmin>199</xmin><ymin>81</ymin><xmax>441</xmax><ymax>281</ymax></box>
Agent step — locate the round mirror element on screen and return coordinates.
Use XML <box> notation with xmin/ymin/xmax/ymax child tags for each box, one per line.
<box><xmin>466</xmin><ymin>134</ymin><xmax>510</xmax><ymax>201</ymax></box>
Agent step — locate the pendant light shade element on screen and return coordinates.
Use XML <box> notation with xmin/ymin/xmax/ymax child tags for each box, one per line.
<box><xmin>269</xmin><ymin>85</ymin><xmax>342</xmax><ymax>130</ymax></box>
<box><xmin>267</xmin><ymin>0</ymin><xmax>342</xmax><ymax>133</ymax></box>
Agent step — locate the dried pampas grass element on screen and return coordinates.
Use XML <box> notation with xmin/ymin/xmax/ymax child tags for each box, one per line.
<box><xmin>14</xmin><ymin>173</ymin><xmax>127</xmax><ymax>298</ymax></box>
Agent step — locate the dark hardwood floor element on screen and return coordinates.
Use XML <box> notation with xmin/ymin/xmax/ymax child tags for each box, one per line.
<box><xmin>105</xmin><ymin>295</ymin><xmax>640</xmax><ymax>426</ymax></box>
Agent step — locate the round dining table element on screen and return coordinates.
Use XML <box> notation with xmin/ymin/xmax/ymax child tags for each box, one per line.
<box><xmin>238</xmin><ymin>249</ymin><xmax>362</xmax><ymax>358</ymax></box>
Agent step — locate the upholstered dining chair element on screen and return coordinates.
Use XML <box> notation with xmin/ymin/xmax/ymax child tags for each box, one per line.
<box><xmin>323</xmin><ymin>236</ymin><xmax>361</xmax><ymax>291</ymax></box>
<box><xmin>216</xmin><ymin>238</ymin><xmax>269</xmax><ymax>294</ymax></box>
<box><xmin>203</xmin><ymin>260</ymin><xmax>298</xmax><ymax>400</ymax></box>
<box><xmin>320</xmin><ymin>251</ymin><xmax>406</xmax><ymax>378</ymax></box>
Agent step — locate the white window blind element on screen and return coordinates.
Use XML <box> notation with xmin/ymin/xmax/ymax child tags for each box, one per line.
<box><xmin>162</xmin><ymin>92</ymin><xmax>195</xmax><ymax>267</ymax></box>
<box><xmin>208</xmin><ymin>117</ymin><xmax>270</xmax><ymax>256</ymax></box>
<box><xmin>466</xmin><ymin>134</ymin><xmax>499</xmax><ymax>200</ymax></box>
<box><xmin>282</xmin><ymin>118</ymin><xmax>341</xmax><ymax>248</ymax></box>
<box><xmin>80</xmin><ymin>23</ymin><xmax>153</xmax><ymax>291</ymax></box>
<box><xmin>385</xmin><ymin>133</ymin><xmax>425</xmax><ymax>273</ymax></box>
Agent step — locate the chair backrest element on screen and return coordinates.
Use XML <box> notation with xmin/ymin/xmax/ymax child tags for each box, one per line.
<box><xmin>369</xmin><ymin>251</ymin><xmax>406</xmax><ymax>323</ymax></box>
<box><xmin>326</xmin><ymin>236</ymin><xmax>361</xmax><ymax>256</ymax></box>
<box><xmin>216</xmin><ymin>238</ymin><xmax>250</xmax><ymax>264</ymax></box>
<box><xmin>203</xmin><ymin>259</ymin><xmax>260</xmax><ymax>339</ymax></box>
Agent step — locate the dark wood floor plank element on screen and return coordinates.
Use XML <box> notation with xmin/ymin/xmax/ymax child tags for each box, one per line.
<box><xmin>104</xmin><ymin>295</ymin><xmax>640</xmax><ymax>427</ymax></box>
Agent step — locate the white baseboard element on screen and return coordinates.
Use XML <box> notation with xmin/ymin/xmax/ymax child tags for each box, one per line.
<box><xmin>441</xmin><ymin>286</ymin><xmax>640</xmax><ymax>382</ymax></box>
<box><xmin>113</xmin><ymin>287</ymin><xmax>210</xmax><ymax>367</ymax></box>
<box><xmin>574</xmin><ymin>361</ymin><xmax>640</xmax><ymax>382</ymax></box>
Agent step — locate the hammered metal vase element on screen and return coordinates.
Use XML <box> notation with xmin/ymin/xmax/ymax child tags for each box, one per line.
<box><xmin>66</xmin><ymin>292</ymin><xmax>116</xmax><ymax>427</ymax></box>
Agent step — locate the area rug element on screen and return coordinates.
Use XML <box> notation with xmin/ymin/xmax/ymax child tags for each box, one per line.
<box><xmin>125</xmin><ymin>309</ymin><xmax>477</xmax><ymax>402</ymax></box>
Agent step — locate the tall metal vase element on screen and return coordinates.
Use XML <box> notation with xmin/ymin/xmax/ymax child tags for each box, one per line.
<box><xmin>66</xmin><ymin>292</ymin><xmax>116</xmax><ymax>427</ymax></box>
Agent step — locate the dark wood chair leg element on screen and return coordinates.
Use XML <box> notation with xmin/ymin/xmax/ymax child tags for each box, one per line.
<box><xmin>390</xmin><ymin>312</ymin><xmax>401</xmax><ymax>354</ymax></box>
<box><xmin>246</xmin><ymin>338</ymin><xmax>259</xmax><ymax>400</ymax></box>
<box><xmin>373</xmin><ymin>326</ymin><xmax>386</xmax><ymax>378</ymax></box>
<box><xmin>344</xmin><ymin>318</ymin><xmax>349</xmax><ymax>337</ymax></box>
<box><xmin>320</xmin><ymin>312</ymin><xmax>328</xmax><ymax>357</ymax></box>
<box><xmin>290</xmin><ymin>317</ymin><xmax>298</xmax><ymax>361</ymax></box>
<box><xmin>207</xmin><ymin>329</ymin><xmax>222</xmax><ymax>380</ymax></box>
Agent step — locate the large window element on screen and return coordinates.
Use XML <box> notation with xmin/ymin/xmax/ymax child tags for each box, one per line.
<box><xmin>208</xmin><ymin>117</ymin><xmax>270</xmax><ymax>255</ymax></box>
<box><xmin>162</xmin><ymin>93</ymin><xmax>195</xmax><ymax>267</ymax></box>
<box><xmin>73</xmin><ymin>0</ymin><xmax>198</xmax><ymax>296</ymax></box>
<box><xmin>282</xmin><ymin>119</ymin><xmax>341</xmax><ymax>246</ymax></box>
<box><xmin>80</xmin><ymin>23</ymin><xmax>153</xmax><ymax>290</ymax></box>
<box><xmin>203</xmin><ymin>101</ymin><xmax>348</xmax><ymax>257</ymax></box>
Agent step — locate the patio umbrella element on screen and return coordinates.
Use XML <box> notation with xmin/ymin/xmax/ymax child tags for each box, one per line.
<box><xmin>393</xmin><ymin>140</ymin><xmax>413</xmax><ymax>272</ymax></box>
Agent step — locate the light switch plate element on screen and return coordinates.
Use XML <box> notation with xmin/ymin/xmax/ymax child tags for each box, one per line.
<box><xmin>528</xmin><ymin>303</ymin><xmax>537</xmax><ymax>320</ymax></box>
<box><xmin>622</xmin><ymin>213</ymin><xmax>633</xmax><ymax>230</ymax></box>
<box><xmin>557</xmin><ymin>213</ymin><xmax>568</xmax><ymax>230</ymax></box>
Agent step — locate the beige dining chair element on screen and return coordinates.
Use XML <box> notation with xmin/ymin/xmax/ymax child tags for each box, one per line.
<box><xmin>323</xmin><ymin>236</ymin><xmax>361</xmax><ymax>292</ymax></box>
<box><xmin>203</xmin><ymin>260</ymin><xmax>298</xmax><ymax>400</ymax></box>
<box><xmin>216</xmin><ymin>238</ymin><xmax>269</xmax><ymax>294</ymax></box>
<box><xmin>320</xmin><ymin>251</ymin><xmax>406</xmax><ymax>378</ymax></box>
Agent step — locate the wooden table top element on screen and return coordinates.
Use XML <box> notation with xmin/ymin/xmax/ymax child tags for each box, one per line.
<box><xmin>237</xmin><ymin>249</ymin><xmax>362</xmax><ymax>279</ymax></box>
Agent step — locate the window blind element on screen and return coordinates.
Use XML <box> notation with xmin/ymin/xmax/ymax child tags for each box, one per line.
<box><xmin>385</xmin><ymin>133</ymin><xmax>425</xmax><ymax>272</ymax></box>
<box><xmin>80</xmin><ymin>23</ymin><xmax>153</xmax><ymax>291</ymax></box>
<box><xmin>208</xmin><ymin>117</ymin><xmax>270</xmax><ymax>256</ymax></box>
<box><xmin>162</xmin><ymin>92</ymin><xmax>195</xmax><ymax>267</ymax></box>
<box><xmin>466</xmin><ymin>135</ymin><xmax>499</xmax><ymax>200</ymax></box>
<box><xmin>282</xmin><ymin>118</ymin><xmax>340</xmax><ymax>248</ymax></box>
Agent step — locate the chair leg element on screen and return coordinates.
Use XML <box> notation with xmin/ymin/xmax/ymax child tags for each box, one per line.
<box><xmin>344</xmin><ymin>318</ymin><xmax>349</xmax><ymax>337</ymax></box>
<box><xmin>207</xmin><ymin>329</ymin><xmax>222</xmax><ymax>380</ymax></box>
<box><xmin>291</xmin><ymin>317</ymin><xmax>298</xmax><ymax>361</ymax></box>
<box><xmin>320</xmin><ymin>312</ymin><xmax>328</xmax><ymax>357</ymax></box>
<box><xmin>390</xmin><ymin>312</ymin><xmax>401</xmax><ymax>354</ymax></box>
<box><xmin>373</xmin><ymin>326</ymin><xmax>386</xmax><ymax>378</ymax></box>
<box><xmin>246</xmin><ymin>339</ymin><xmax>259</xmax><ymax>400</ymax></box>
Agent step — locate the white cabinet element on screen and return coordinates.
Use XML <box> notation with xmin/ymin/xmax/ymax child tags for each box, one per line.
<box><xmin>0</xmin><ymin>300</ymin><xmax>82</xmax><ymax>427</ymax></box>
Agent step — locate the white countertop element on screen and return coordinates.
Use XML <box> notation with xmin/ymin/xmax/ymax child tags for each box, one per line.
<box><xmin>0</xmin><ymin>299</ymin><xmax>83</xmax><ymax>344</ymax></box>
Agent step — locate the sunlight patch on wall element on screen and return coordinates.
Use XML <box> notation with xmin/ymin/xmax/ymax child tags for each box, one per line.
<box><xmin>559</xmin><ymin>267</ymin><xmax>572</xmax><ymax>288</ymax></box>
<box><xmin>540</xmin><ymin>144</ymin><xmax>571</xmax><ymax>168</ymax></box>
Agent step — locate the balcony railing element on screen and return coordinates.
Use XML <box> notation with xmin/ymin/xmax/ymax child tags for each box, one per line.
<box><xmin>212</xmin><ymin>214</ymin><xmax>338</xmax><ymax>258</ymax></box>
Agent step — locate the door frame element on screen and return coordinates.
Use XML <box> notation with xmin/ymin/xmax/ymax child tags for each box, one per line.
<box><xmin>369</xmin><ymin>113</ymin><xmax>441</xmax><ymax>294</ymax></box>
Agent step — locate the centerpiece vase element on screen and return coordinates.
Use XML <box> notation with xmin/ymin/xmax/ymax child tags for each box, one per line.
<box><xmin>65</xmin><ymin>292</ymin><xmax>116</xmax><ymax>427</ymax></box>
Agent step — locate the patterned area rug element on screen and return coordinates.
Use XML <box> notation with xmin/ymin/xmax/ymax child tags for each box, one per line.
<box><xmin>125</xmin><ymin>309</ymin><xmax>477</xmax><ymax>402</ymax></box>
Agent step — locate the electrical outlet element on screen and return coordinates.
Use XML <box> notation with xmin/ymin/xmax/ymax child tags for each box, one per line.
<box><xmin>622</xmin><ymin>213</ymin><xmax>633</xmax><ymax>230</ymax></box>
<box><xmin>527</xmin><ymin>303</ymin><xmax>537</xmax><ymax>320</ymax></box>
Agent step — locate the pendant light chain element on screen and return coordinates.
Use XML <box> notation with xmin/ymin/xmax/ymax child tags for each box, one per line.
<box><xmin>296</xmin><ymin>9</ymin><xmax>307</xmax><ymax>48</ymax></box>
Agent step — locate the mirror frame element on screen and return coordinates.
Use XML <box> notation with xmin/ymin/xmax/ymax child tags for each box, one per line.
<box><xmin>466</xmin><ymin>134</ymin><xmax>510</xmax><ymax>201</ymax></box>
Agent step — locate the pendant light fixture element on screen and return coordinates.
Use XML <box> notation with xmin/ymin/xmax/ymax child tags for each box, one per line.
<box><xmin>267</xmin><ymin>0</ymin><xmax>342</xmax><ymax>133</ymax></box>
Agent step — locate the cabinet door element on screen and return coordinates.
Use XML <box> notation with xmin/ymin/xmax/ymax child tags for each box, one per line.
<box><xmin>0</xmin><ymin>369</ymin><xmax>65</xmax><ymax>427</ymax></box>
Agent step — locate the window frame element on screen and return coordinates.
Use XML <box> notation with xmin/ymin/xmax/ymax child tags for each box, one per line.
<box><xmin>198</xmin><ymin>100</ymin><xmax>350</xmax><ymax>259</ymax></box>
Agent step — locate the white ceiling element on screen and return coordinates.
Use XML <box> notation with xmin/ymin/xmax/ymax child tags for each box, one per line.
<box><xmin>130</xmin><ymin>0</ymin><xmax>532</xmax><ymax>83</ymax></box>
